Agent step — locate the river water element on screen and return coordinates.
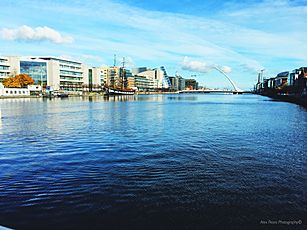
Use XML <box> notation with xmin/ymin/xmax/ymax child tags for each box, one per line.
<box><xmin>0</xmin><ymin>94</ymin><xmax>306</xmax><ymax>229</ymax></box>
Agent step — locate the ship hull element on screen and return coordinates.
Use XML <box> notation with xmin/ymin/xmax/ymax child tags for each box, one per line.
<box><xmin>106</xmin><ymin>88</ymin><xmax>135</xmax><ymax>95</ymax></box>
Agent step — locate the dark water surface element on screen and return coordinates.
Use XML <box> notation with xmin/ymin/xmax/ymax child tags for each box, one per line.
<box><xmin>0</xmin><ymin>94</ymin><xmax>306</xmax><ymax>229</ymax></box>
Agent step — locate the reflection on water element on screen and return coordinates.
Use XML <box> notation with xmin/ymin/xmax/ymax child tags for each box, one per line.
<box><xmin>0</xmin><ymin>107</ymin><xmax>2</xmax><ymax>134</ymax></box>
<box><xmin>0</xmin><ymin>94</ymin><xmax>306</xmax><ymax>230</ymax></box>
<box><xmin>167</xmin><ymin>96</ymin><xmax>197</xmax><ymax>101</ymax></box>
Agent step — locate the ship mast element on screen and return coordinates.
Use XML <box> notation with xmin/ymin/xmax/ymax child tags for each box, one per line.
<box><xmin>121</xmin><ymin>57</ymin><xmax>125</xmax><ymax>90</ymax></box>
<box><xmin>113</xmin><ymin>54</ymin><xmax>117</xmax><ymax>67</ymax></box>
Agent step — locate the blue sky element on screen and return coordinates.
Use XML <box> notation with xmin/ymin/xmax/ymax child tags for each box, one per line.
<box><xmin>1</xmin><ymin>0</ymin><xmax>307</xmax><ymax>89</ymax></box>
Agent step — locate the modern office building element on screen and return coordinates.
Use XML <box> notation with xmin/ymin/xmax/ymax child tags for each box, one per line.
<box><xmin>5</xmin><ymin>56</ymin><xmax>89</xmax><ymax>92</ymax></box>
<box><xmin>92</xmin><ymin>67</ymin><xmax>105</xmax><ymax>87</ymax></box>
<box><xmin>136</xmin><ymin>69</ymin><xmax>165</xmax><ymax>89</ymax></box>
<box><xmin>131</xmin><ymin>67</ymin><xmax>148</xmax><ymax>76</ymax></box>
<box><xmin>38</xmin><ymin>56</ymin><xmax>85</xmax><ymax>92</ymax></box>
<box><xmin>7</xmin><ymin>57</ymin><xmax>48</xmax><ymax>87</ymax></box>
<box><xmin>169</xmin><ymin>74</ymin><xmax>186</xmax><ymax>91</ymax></box>
<box><xmin>159</xmin><ymin>66</ymin><xmax>171</xmax><ymax>88</ymax></box>
<box><xmin>0</xmin><ymin>57</ymin><xmax>10</xmax><ymax>82</ymax></box>
<box><xmin>133</xmin><ymin>66</ymin><xmax>171</xmax><ymax>89</ymax></box>
<box><xmin>185</xmin><ymin>79</ymin><xmax>199</xmax><ymax>90</ymax></box>
<box><xmin>169</xmin><ymin>76</ymin><xmax>178</xmax><ymax>90</ymax></box>
<box><xmin>127</xmin><ymin>75</ymin><xmax>154</xmax><ymax>91</ymax></box>
<box><xmin>127</xmin><ymin>77</ymin><xmax>135</xmax><ymax>89</ymax></box>
<box><xmin>82</xmin><ymin>67</ymin><xmax>104</xmax><ymax>92</ymax></box>
<box><xmin>176</xmin><ymin>74</ymin><xmax>186</xmax><ymax>91</ymax></box>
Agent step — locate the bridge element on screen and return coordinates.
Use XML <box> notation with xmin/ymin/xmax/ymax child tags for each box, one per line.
<box><xmin>180</xmin><ymin>65</ymin><xmax>244</xmax><ymax>93</ymax></box>
<box><xmin>213</xmin><ymin>66</ymin><xmax>242</xmax><ymax>92</ymax></box>
<box><xmin>178</xmin><ymin>89</ymin><xmax>249</xmax><ymax>94</ymax></box>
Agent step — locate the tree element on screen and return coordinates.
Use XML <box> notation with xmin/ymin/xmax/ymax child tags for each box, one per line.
<box><xmin>2</xmin><ymin>74</ymin><xmax>35</xmax><ymax>88</ymax></box>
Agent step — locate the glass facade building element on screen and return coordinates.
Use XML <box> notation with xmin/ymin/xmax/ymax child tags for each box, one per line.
<box><xmin>20</xmin><ymin>61</ymin><xmax>47</xmax><ymax>87</ymax></box>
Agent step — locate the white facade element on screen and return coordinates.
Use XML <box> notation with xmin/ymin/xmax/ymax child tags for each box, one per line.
<box><xmin>136</xmin><ymin>69</ymin><xmax>166</xmax><ymax>88</ymax></box>
<box><xmin>0</xmin><ymin>84</ymin><xmax>30</xmax><ymax>96</ymax></box>
<box><xmin>92</xmin><ymin>67</ymin><xmax>105</xmax><ymax>86</ymax></box>
<box><xmin>7</xmin><ymin>56</ymin><xmax>48</xmax><ymax>87</ymax></box>
<box><xmin>38</xmin><ymin>57</ymin><xmax>84</xmax><ymax>92</ymax></box>
<box><xmin>27</xmin><ymin>85</ymin><xmax>42</xmax><ymax>91</ymax></box>
<box><xmin>0</xmin><ymin>57</ymin><xmax>10</xmax><ymax>82</ymax></box>
<box><xmin>3</xmin><ymin>56</ymin><xmax>90</xmax><ymax>92</ymax></box>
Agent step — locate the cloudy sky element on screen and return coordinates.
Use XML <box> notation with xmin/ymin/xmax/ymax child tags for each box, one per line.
<box><xmin>1</xmin><ymin>0</ymin><xmax>307</xmax><ymax>89</ymax></box>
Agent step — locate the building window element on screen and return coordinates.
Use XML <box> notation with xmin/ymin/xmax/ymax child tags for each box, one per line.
<box><xmin>10</xmin><ymin>91</ymin><xmax>13</xmax><ymax>94</ymax></box>
<box><xmin>5</xmin><ymin>91</ymin><xmax>8</xmax><ymax>93</ymax></box>
<box><xmin>23</xmin><ymin>91</ymin><xmax>25</xmax><ymax>94</ymax></box>
<box><xmin>20</xmin><ymin>61</ymin><xmax>47</xmax><ymax>86</ymax></box>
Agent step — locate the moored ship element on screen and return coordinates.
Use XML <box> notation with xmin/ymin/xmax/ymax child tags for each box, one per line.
<box><xmin>105</xmin><ymin>87</ymin><xmax>135</xmax><ymax>95</ymax></box>
<box><xmin>104</xmin><ymin>56</ymin><xmax>135</xmax><ymax>96</ymax></box>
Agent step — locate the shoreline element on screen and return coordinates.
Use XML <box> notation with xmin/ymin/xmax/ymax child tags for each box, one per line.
<box><xmin>257</xmin><ymin>93</ymin><xmax>307</xmax><ymax>108</ymax></box>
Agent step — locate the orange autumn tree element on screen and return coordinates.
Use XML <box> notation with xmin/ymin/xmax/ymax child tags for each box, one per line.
<box><xmin>3</xmin><ymin>74</ymin><xmax>35</xmax><ymax>88</ymax></box>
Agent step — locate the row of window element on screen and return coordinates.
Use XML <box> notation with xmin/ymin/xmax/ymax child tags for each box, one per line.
<box><xmin>60</xmin><ymin>81</ymin><xmax>83</xmax><ymax>86</ymax></box>
<box><xmin>59</xmin><ymin>87</ymin><xmax>82</xmax><ymax>91</ymax></box>
<box><xmin>59</xmin><ymin>60</ymin><xmax>82</xmax><ymax>66</ymax></box>
<box><xmin>60</xmin><ymin>64</ymin><xmax>82</xmax><ymax>70</ymax></box>
<box><xmin>0</xmin><ymin>72</ymin><xmax>8</xmax><ymax>77</ymax></box>
<box><xmin>0</xmin><ymin>66</ymin><xmax>9</xmax><ymax>70</ymax></box>
<box><xmin>60</xmin><ymin>76</ymin><xmax>83</xmax><ymax>81</ymax></box>
<box><xmin>5</xmin><ymin>90</ymin><xmax>28</xmax><ymax>94</ymax></box>
<box><xmin>60</xmin><ymin>70</ymin><xmax>82</xmax><ymax>76</ymax></box>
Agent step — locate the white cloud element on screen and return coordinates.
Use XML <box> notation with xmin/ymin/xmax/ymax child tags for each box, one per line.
<box><xmin>0</xmin><ymin>25</ymin><xmax>73</xmax><ymax>44</ymax></box>
<box><xmin>181</xmin><ymin>57</ymin><xmax>212</xmax><ymax>73</ymax></box>
<box><xmin>221</xmin><ymin>66</ymin><xmax>232</xmax><ymax>74</ymax></box>
<box><xmin>181</xmin><ymin>56</ymin><xmax>232</xmax><ymax>74</ymax></box>
<box><xmin>2</xmin><ymin>0</ymin><xmax>307</xmax><ymax>88</ymax></box>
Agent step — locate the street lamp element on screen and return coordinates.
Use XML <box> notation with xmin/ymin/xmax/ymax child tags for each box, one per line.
<box><xmin>260</xmin><ymin>69</ymin><xmax>265</xmax><ymax>82</ymax></box>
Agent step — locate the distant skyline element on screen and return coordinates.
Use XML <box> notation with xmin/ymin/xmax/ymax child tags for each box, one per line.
<box><xmin>1</xmin><ymin>0</ymin><xmax>307</xmax><ymax>89</ymax></box>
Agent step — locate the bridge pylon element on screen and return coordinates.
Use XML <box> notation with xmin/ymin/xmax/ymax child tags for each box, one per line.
<box><xmin>213</xmin><ymin>66</ymin><xmax>242</xmax><ymax>92</ymax></box>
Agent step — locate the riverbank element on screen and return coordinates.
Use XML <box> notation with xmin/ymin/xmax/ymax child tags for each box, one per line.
<box><xmin>258</xmin><ymin>93</ymin><xmax>307</xmax><ymax>108</ymax></box>
<box><xmin>0</xmin><ymin>91</ymin><xmax>183</xmax><ymax>99</ymax></box>
<box><xmin>137</xmin><ymin>91</ymin><xmax>179</xmax><ymax>95</ymax></box>
<box><xmin>0</xmin><ymin>95</ymin><xmax>40</xmax><ymax>99</ymax></box>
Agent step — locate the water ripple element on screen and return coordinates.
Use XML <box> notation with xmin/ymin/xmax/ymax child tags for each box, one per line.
<box><xmin>0</xmin><ymin>94</ymin><xmax>306</xmax><ymax>229</ymax></box>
